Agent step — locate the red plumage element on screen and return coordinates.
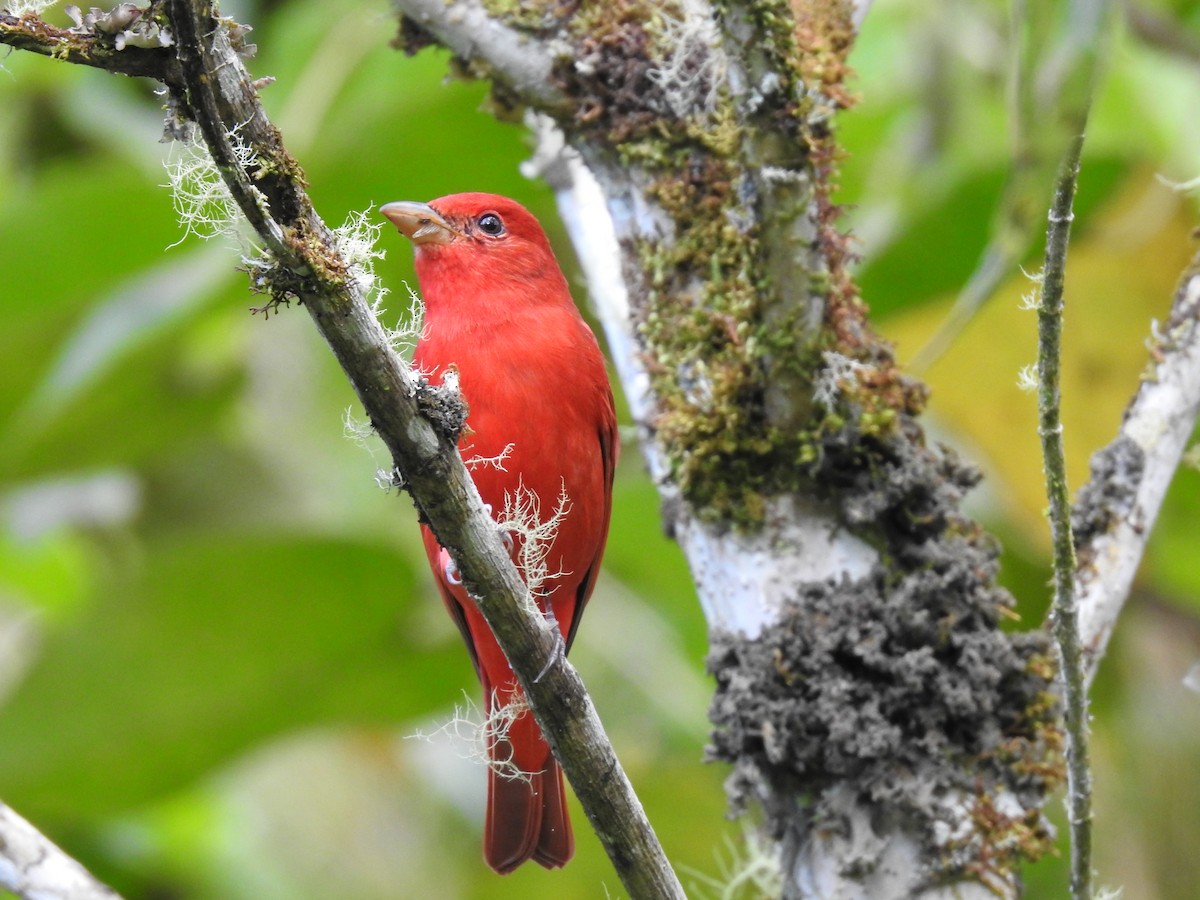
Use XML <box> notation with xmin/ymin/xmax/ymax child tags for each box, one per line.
<box><xmin>382</xmin><ymin>193</ymin><xmax>618</xmax><ymax>873</ymax></box>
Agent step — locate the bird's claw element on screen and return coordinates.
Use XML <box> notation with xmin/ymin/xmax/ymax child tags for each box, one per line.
<box><xmin>482</xmin><ymin>504</ymin><xmax>516</xmax><ymax>553</ymax></box>
<box><xmin>535</xmin><ymin>630</ymin><xmax>565</xmax><ymax>684</ymax></box>
<box><xmin>534</xmin><ymin>604</ymin><xmax>565</xmax><ymax>684</ymax></box>
<box><xmin>440</xmin><ymin>549</ymin><xmax>462</xmax><ymax>586</ymax></box>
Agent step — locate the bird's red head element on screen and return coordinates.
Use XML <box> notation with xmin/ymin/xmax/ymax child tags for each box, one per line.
<box><xmin>380</xmin><ymin>193</ymin><xmax>567</xmax><ymax>308</ymax></box>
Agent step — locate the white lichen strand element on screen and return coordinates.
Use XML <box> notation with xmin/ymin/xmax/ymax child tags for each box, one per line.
<box><xmin>332</xmin><ymin>211</ymin><xmax>427</xmax><ymax>367</ymax></box>
<box><xmin>465</xmin><ymin>442</ymin><xmax>514</xmax><ymax>472</ymax></box>
<box><xmin>813</xmin><ymin>350</ymin><xmax>870</xmax><ymax>410</ymax></box>
<box><xmin>405</xmin><ymin>692</ymin><xmax>537</xmax><ymax>783</ymax></box>
<box><xmin>1017</xmin><ymin>363</ymin><xmax>1039</xmax><ymax>393</ymax></box>
<box><xmin>343</xmin><ymin>408</ymin><xmax>401</xmax><ymax>491</ymax></box>
<box><xmin>481</xmin><ymin>692</ymin><xmax>537</xmax><ymax>782</ymax></box>
<box><xmin>388</xmin><ymin>282</ymin><xmax>427</xmax><ymax>360</ymax></box>
<box><xmin>333</xmin><ymin>208</ymin><xmax>387</xmax><ymax>309</ymax></box>
<box><xmin>496</xmin><ymin>480</ymin><xmax>572</xmax><ymax>606</ymax></box>
<box><xmin>1019</xmin><ymin>267</ymin><xmax>1044</xmax><ymax>311</ymax></box>
<box><xmin>162</xmin><ymin>134</ymin><xmax>264</xmax><ymax>246</ymax></box>
<box><xmin>647</xmin><ymin>0</ymin><xmax>726</xmax><ymax>118</ymax></box>
<box><xmin>2</xmin><ymin>0</ymin><xmax>55</xmax><ymax>14</ymax></box>
<box><xmin>685</xmin><ymin>829</ymin><xmax>783</xmax><ymax>900</ymax></box>
<box><xmin>342</xmin><ymin>407</ymin><xmax>376</xmax><ymax>448</ymax></box>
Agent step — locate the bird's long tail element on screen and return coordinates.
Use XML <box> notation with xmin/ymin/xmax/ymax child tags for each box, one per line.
<box><xmin>482</xmin><ymin>682</ymin><xmax>574</xmax><ymax>873</ymax></box>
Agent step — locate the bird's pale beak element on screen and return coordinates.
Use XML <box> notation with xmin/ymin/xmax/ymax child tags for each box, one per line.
<box><xmin>379</xmin><ymin>201</ymin><xmax>458</xmax><ymax>246</ymax></box>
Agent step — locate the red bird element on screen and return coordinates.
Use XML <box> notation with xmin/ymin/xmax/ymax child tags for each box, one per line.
<box><xmin>380</xmin><ymin>193</ymin><xmax>618</xmax><ymax>873</ymax></box>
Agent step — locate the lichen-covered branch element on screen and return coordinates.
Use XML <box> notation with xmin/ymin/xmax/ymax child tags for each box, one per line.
<box><xmin>1074</xmin><ymin>258</ymin><xmax>1200</xmax><ymax>681</ymax></box>
<box><xmin>0</xmin><ymin>802</ymin><xmax>121</xmax><ymax>900</ymax></box>
<box><xmin>391</xmin><ymin>0</ymin><xmax>567</xmax><ymax>113</ymax></box>
<box><xmin>1</xmin><ymin>4</ymin><xmax>681</xmax><ymax>896</ymax></box>
<box><xmin>0</xmin><ymin>6</ymin><xmax>179</xmax><ymax>80</ymax></box>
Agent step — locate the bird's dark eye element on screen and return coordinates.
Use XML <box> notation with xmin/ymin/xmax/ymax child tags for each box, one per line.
<box><xmin>477</xmin><ymin>213</ymin><xmax>505</xmax><ymax>237</ymax></box>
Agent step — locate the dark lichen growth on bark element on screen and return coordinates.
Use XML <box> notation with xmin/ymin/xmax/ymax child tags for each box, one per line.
<box><xmin>414</xmin><ymin>376</ymin><xmax>469</xmax><ymax>446</ymax></box>
<box><xmin>1071</xmin><ymin>435</ymin><xmax>1145</xmax><ymax>566</ymax></box>
<box><xmin>390</xmin><ymin>13</ymin><xmax>438</xmax><ymax>54</ymax></box>
<box><xmin>707</xmin><ymin>432</ymin><xmax>1063</xmax><ymax>883</ymax></box>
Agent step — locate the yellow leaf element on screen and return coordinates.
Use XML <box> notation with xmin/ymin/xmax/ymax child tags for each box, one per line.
<box><xmin>883</xmin><ymin>173</ymin><xmax>1194</xmax><ymax>542</ymax></box>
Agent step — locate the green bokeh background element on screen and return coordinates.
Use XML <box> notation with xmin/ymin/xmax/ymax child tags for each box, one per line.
<box><xmin>1</xmin><ymin>1</ymin><xmax>1197</xmax><ymax>897</ymax></box>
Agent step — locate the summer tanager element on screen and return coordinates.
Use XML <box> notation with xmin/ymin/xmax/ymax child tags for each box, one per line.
<box><xmin>380</xmin><ymin>193</ymin><xmax>618</xmax><ymax>873</ymax></box>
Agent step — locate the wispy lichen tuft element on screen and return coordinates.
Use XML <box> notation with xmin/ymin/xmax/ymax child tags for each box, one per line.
<box><xmin>405</xmin><ymin>692</ymin><xmax>537</xmax><ymax>783</ymax></box>
<box><xmin>333</xmin><ymin>209</ymin><xmax>387</xmax><ymax>309</ymax></box>
<box><xmin>685</xmin><ymin>829</ymin><xmax>783</xmax><ymax>900</ymax></box>
<box><xmin>2</xmin><ymin>1</ymin><xmax>57</xmax><ymax>16</ymax></box>
<box><xmin>496</xmin><ymin>480</ymin><xmax>572</xmax><ymax>608</ymax></box>
<box><xmin>162</xmin><ymin>135</ymin><xmax>262</xmax><ymax>246</ymax></box>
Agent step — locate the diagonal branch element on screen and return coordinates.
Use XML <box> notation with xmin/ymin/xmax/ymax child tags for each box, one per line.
<box><xmin>1075</xmin><ymin>255</ymin><xmax>1200</xmax><ymax>683</ymax></box>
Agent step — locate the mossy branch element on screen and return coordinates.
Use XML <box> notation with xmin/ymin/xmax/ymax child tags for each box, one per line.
<box><xmin>1</xmin><ymin>4</ymin><xmax>682</xmax><ymax>896</ymax></box>
<box><xmin>390</xmin><ymin>0</ymin><xmax>568</xmax><ymax>113</ymax></box>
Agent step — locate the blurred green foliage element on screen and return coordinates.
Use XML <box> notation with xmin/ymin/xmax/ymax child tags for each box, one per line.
<box><xmin>1</xmin><ymin>0</ymin><xmax>1198</xmax><ymax>898</ymax></box>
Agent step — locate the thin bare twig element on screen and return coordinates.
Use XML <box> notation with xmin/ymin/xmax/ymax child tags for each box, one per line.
<box><xmin>1031</xmin><ymin>3</ymin><xmax>1114</xmax><ymax>896</ymax></box>
<box><xmin>1036</xmin><ymin>130</ymin><xmax>1093</xmax><ymax>900</ymax></box>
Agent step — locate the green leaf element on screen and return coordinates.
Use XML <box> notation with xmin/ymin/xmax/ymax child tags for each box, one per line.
<box><xmin>0</xmin><ymin>535</ymin><xmax>461</xmax><ymax>820</ymax></box>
